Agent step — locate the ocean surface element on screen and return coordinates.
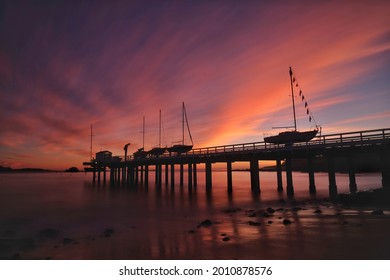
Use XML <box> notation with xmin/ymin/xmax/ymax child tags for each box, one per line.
<box><xmin>0</xmin><ymin>171</ymin><xmax>388</xmax><ymax>260</ymax></box>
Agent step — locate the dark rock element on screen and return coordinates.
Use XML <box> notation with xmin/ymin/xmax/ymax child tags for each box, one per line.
<box><xmin>247</xmin><ymin>212</ymin><xmax>256</xmax><ymax>217</ymax></box>
<box><xmin>104</xmin><ymin>228</ymin><xmax>115</xmax><ymax>237</ymax></box>
<box><xmin>292</xmin><ymin>207</ymin><xmax>303</xmax><ymax>212</ymax></box>
<box><xmin>222</xmin><ymin>237</ymin><xmax>230</xmax><ymax>242</ymax></box>
<box><xmin>263</xmin><ymin>213</ymin><xmax>271</xmax><ymax>218</ymax></box>
<box><xmin>62</xmin><ymin>238</ymin><xmax>74</xmax><ymax>245</ymax></box>
<box><xmin>282</xmin><ymin>219</ymin><xmax>292</xmax><ymax>225</ymax></box>
<box><xmin>314</xmin><ymin>209</ymin><xmax>322</xmax><ymax>214</ymax></box>
<box><xmin>197</xmin><ymin>219</ymin><xmax>213</xmax><ymax>228</ymax></box>
<box><xmin>222</xmin><ymin>208</ymin><xmax>242</xmax><ymax>214</ymax></box>
<box><xmin>371</xmin><ymin>209</ymin><xmax>384</xmax><ymax>215</ymax></box>
<box><xmin>266</xmin><ymin>207</ymin><xmax>275</xmax><ymax>214</ymax></box>
<box><xmin>38</xmin><ymin>228</ymin><xmax>59</xmax><ymax>239</ymax></box>
<box><xmin>247</xmin><ymin>221</ymin><xmax>261</xmax><ymax>226</ymax></box>
<box><xmin>268</xmin><ymin>221</ymin><xmax>273</xmax><ymax>224</ymax></box>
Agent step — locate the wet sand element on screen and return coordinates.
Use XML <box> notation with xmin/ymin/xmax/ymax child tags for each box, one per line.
<box><xmin>2</xmin><ymin>200</ymin><xmax>390</xmax><ymax>260</ymax></box>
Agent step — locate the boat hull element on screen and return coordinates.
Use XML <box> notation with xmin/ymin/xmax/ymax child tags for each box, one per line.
<box><xmin>167</xmin><ymin>144</ymin><xmax>193</xmax><ymax>154</ymax></box>
<box><xmin>147</xmin><ymin>147</ymin><xmax>166</xmax><ymax>157</ymax></box>
<box><xmin>264</xmin><ymin>130</ymin><xmax>318</xmax><ymax>144</ymax></box>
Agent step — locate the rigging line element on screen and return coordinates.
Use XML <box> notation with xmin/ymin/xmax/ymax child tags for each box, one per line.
<box><xmin>183</xmin><ymin>103</ymin><xmax>194</xmax><ymax>145</ymax></box>
<box><xmin>291</xmin><ymin>70</ymin><xmax>319</xmax><ymax>128</ymax></box>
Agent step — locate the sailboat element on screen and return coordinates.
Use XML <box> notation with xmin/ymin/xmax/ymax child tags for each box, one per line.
<box><xmin>264</xmin><ymin>67</ymin><xmax>319</xmax><ymax>145</ymax></box>
<box><xmin>133</xmin><ymin>116</ymin><xmax>148</xmax><ymax>158</ymax></box>
<box><xmin>147</xmin><ymin>110</ymin><xmax>166</xmax><ymax>157</ymax></box>
<box><xmin>167</xmin><ymin>102</ymin><xmax>194</xmax><ymax>154</ymax></box>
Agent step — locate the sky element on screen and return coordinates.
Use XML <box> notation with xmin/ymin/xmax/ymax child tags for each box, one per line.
<box><xmin>0</xmin><ymin>0</ymin><xmax>389</xmax><ymax>170</ymax></box>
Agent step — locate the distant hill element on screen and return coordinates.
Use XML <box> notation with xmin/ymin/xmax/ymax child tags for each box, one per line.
<box><xmin>0</xmin><ymin>165</ymin><xmax>54</xmax><ymax>173</ymax></box>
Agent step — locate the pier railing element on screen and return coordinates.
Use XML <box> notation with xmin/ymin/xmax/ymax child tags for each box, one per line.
<box><xmin>122</xmin><ymin>128</ymin><xmax>390</xmax><ymax>161</ymax></box>
<box><xmin>180</xmin><ymin>128</ymin><xmax>390</xmax><ymax>156</ymax></box>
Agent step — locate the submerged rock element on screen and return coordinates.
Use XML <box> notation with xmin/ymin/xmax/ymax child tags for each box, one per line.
<box><xmin>247</xmin><ymin>221</ymin><xmax>261</xmax><ymax>226</ymax></box>
<box><xmin>314</xmin><ymin>209</ymin><xmax>322</xmax><ymax>214</ymax></box>
<box><xmin>104</xmin><ymin>228</ymin><xmax>115</xmax><ymax>237</ymax></box>
<box><xmin>266</xmin><ymin>207</ymin><xmax>275</xmax><ymax>214</ymax></box>
<box><xmin>371</xmin><ymin>209</ymin><xmax>384</xmax><ymax>215</ymax></box>
<box><xmin>222</xmin><ymin>237</ymin><xmax>230</xmax><ymax>242</ymax></box>
<box><xmin>38</xmin><ymin>228</ymin><xmax>59</xmax><ymax>239</ymax></box>
<box><xmin>197</xmin><ymin>219</ymin><xmax>213</xmax><ymax>228</ymax></box>
<box><xmin>282</xmin><ymin>219</ymin><xmax>292</xmax><ymax>225</ymax></box>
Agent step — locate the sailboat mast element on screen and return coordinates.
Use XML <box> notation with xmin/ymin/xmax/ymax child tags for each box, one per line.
<box><xmin>142</xmin><ymin>116</ymin><xmax>145</xmax><ymax>149</ymax></box>
<box><xmin>90</xmin><ymin>124</ymin><xmax>93</xmax><ymax>161</ymax></box>
<box><xmin>289</xmin><ymin>66</ymin><xmax>297</xmax><ymax>131</ymax></box>
<box><xmin>159</xmin><ymin>109</ymin><xmax>161</xmax><ymax>147</ymax></box>
<box><xmin>182</xmin><ymin>102</ymin><xmax>185</xmax><ymax>145</ymax></box>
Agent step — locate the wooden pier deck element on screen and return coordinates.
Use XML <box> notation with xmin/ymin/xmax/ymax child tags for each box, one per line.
<box><xmin>89</xmin><ymin>128</ymin><xmax>390</xmax><ymax>198</ymax></box>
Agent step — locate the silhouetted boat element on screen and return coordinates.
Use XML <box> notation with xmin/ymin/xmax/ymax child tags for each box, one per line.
<box><xmin>147</xmin><ymin>110</ymin><xmax>166</xmax><ymax>157</ymax></box>
<box><xmin>264</xmin><ymin>67</ymin><xmax>319</xmax><ymax>145</ymax></box>
<box><xmin>167</xmin><ymin>102</ymin><xmax>194</xmax><ymax>154</ymax></box>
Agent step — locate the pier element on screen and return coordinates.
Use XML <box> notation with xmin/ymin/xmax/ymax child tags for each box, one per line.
<box><xmin>88</xmin><ymin>128</ymin><xmax>390</xmax><ymax>198</ymax></box>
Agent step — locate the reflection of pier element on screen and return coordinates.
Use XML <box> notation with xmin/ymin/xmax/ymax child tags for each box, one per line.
<box><xmin>87</xmin><ymin>128</ymin><xmax>390</xmax><ymax>198</ymax></box>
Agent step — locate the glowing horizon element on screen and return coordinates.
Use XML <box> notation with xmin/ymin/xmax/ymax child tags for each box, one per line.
<box><xmin>0</xmin><ymin>0</ymin><xmax>389</xmax><ymax>170</ymax></box>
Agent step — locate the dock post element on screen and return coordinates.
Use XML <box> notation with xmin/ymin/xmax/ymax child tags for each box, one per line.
<box><xmin>180</xmin><ymin>164</ymin><xmax>184</xmax><ymax>186</ymax></box>
<box><xmin>117</xmin><ymin>167</ymin><xmax>121</xmax><ymax>185</ymax></box>
<box><xmin>348</xmin><ymin>153</ymin><xmax>357</xmax><ymax>193</ymax></box>
<box><xmin>97</xmin><ymin>166</ymin><xmax>101</xmax><ymax>184</ymax></box>
<box><xmin>205</xmin><ymin>162</ymin><xmax>212</xmax><ymax>191</ymax></box>
<box><xmin>165</xmin><ymin>164</ymin><xmax>169</xmax><ymax>185</ymax></box>
<box><xmin>103</xmin><ymin>166</ymin><xmax>107</xmax><ymax>184</ymax></box>
<box><xmin>155</xmin><ymin>164</ymin><xmax>162</xmax><ymax>187</ymax></box>
<box><xmin>227</xmin><ymin>161</ymin><xmax>233</xmax><ymax>193</ymax></box>
<box><xmin>170</xmin><ymin>163</ymin><xmax>175</xmax><ymax>189</ymax></box>
<box><xmin>327</xmin><ymin>155</ymin><xmax>338</xmax><ymax>198</ymax></box>
<box><xmin>193</xmin><ymin>163</ymin><xmax>197</xmax><ymax>187</ymax></box>
<box><xmin>188</xmin><ymin>163</ymin><xmax>193</xmax><ymax>190</ymax></box>
<box><xmin>285</xmin><ymin>157</ymin><xmax>294</xmax><ymax>197</ymax></box>
<box><xmin>308</xmin><ymin>156</ymin><xmax>316</xmax><ymax>194</ymax></box>
<box><xmin>93</xmin><ymin>166</ymin><xmax>96</xmax><ymax>184</ymax></box>
<box><xmin>129</xmin><ymin>167</ymin><xmax>135</xmax><ymax>186</ymax></box>
<box><xmin>250</xmin><ymin>159</ymin><xmax>260</xmax><ymax>193</ymax></box>
<box><xmin>276</xmin><ymin>159</ymin><xmax>283</xmax><ymax>192</ymax></box>
<box><xmin>140</xmin><ymin>165</ymin><xmax>144</xmax><ymax>185</ymax></box>
<box><xmin>110</xmin><ymin>167</ymin><xmax>114</xmax><ymax>185</ymax></box>
<box><xmin>135</xmin><ymin>166</ymin><xmax>139</xmax><ymax>185</ymax></box>
<box><xmin>122</xmin><ymin>167</ymin><xmax>126</xmax><ymax>185</ymax></box>
<box><xmin>381</xmin><ymin>147</ymin><xmax>390</xmax><ymax>188</ymax></box>
<box><xmin>145</xmin><ymin>165</ymin><xmax>149</xmax><ymax>186</ymax></box>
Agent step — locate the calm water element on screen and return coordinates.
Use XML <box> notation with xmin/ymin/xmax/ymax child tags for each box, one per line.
<box><xmin>0</xmin><ymin>171</ymin><xmax>386</xmax><ymax>259</ymax></box>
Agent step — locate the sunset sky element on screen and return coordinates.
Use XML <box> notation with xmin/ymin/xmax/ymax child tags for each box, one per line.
<box><xmin>1</xmin><ymin>0</ymin><xmax>389</xmax><ymax>170</ymax></box>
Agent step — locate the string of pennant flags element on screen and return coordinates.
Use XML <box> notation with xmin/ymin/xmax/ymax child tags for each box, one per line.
<box><xmin>291</xmin><ymin>70</ymin><xmax>318</xmax><ymax>128</ymax></box>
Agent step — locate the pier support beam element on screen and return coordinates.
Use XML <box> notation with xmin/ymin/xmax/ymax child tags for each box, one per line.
<box><xmin>140</xmin><ymin>166</ymin><xmax>144</xmax><ymax>185</ymax></box>
<box><xmin>285</xmin><ymin>157</ymin><xmax>294</xmax><ymax>197</ymax></box>
<box><xmin>250</xmin><ymin>159</ymin><xmax>260</xmax><ymax>193</ymax></box>
<box><xmin>188</xmin><ymin>163</ymin><xmax>193</xmax><ymax>190</ymax></box>
<box><xmin>180</xmin><ymin>164</ymin><xmax>184</xmax><ymax>186</ymax></box>
<box><xmin>227</xmin><ymin>161</ymin><xmax>233</xmax><ymax>193</ymax></box>
<box><xmin>348</xmin><ymin>154</ymin><xmax>357</xmax><ymax>193</ymax></box>
<box><xmin>165</xmin><ymin>164</ymin><xmax>169</xmax><ymax>185</ymax></box>
<box><xmin>155</xmin><ymin>164</ymin><xmax>162</xmax><ymax>187</ymax></box>
<box><xmin>170</xmin><ymin>164</ymin><xmax>175</xmax><ymax>189</ymax></box>
<box><xmin>381</xmin><ymin>146</ymin><xmax>390</xmax><ymax>189</ymax></box>
<box><xmin>308</xmin><ymin>156</ymin><xmax>316</xmax><ymax>194</ymax></box>
<box><xmin>276</xmin><ymin>159</ymin><xmax>283</xmax><ymax>192</ymax></box>
<box><xmin>193</xmin><ymin>163</ymin><xmax>197</xmax><ymax>187</ymax></box>
<box><xmin>327</xmin><ymin>155</ymin><xmax>338</xmax><ymax>198</ymax></box>
<box><xmin>144</xmin><ymin>165</ymin><xmax>149</xmax><ymax>186</ymax></box>
<box><xmin>205</xmin><ymin>162</ymin><xmax>212</xmax><ymax>191</ymax></box>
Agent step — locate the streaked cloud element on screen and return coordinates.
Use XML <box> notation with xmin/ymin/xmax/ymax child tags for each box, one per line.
<box><xmin>0</xmin><ymin>0</ymin><xmax>389</xmax><ymax>169</ymax></box>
